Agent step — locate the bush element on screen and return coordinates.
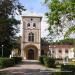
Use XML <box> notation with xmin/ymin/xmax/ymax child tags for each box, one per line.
<box><xmin>12</xmin><ymin>57</ymin><xmax>22</xmax><ymax>64</ymax></box>
<box><xmin>0</xmin><ymin>58</ymin><xmax>14</xmax><ymax>68</ymax></box>
<box><xmin>53</xmin><ymin>72</ymin><xmax>61</xmax><ymax>75</ymax></box>
<box><xmin>61</xmin><ymin>64</ymin><xmax>75</xmax><ymax>72</ymax></box>
<box><xmin>56</xmin><ymin>58</ymin><xmax>63</xmax><ymax>60</ymax></box>
<box><xmin>44</xmin><ymin>57</ymin><xmax>56</xmax><ymax>68</ymax></box>
<box><xmin>39</xmin><ymin>56</ymin><xmax>46</xmax><ymax>65</ymax></box>
<box><xmin>53</xmin><ymin>72</ymin><xmax>74</xmax><ymax>75</ymax></box>
<box><xmin>39</xmin><ymin>56</ymin><xmax>56</xmax><ymax>68</ymax></box>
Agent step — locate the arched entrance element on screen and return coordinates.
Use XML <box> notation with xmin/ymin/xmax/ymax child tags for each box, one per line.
<box><xmin>28</xmin><ymin>49</ymin><xmax>34</xmax><ymax>60</ymax></box>
<box><xmin>24</xmin><ymin>45</ymin><xmax>38</xmax><ymax>60</ymax></box>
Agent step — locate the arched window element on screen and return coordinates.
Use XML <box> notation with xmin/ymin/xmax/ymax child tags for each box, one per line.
<box><xmin>27</xmin><ymin>23</ymin><xmax>30</xmax><ymax>27</ymax></box>
<box><xmin>28</xmin><ymin>32</ymin><xmax>34</xmax><ymax>42</ymax></box>
<box><xmin>33</xmin><ymin>23</ymin><xmax>36</xmax><ymax>28</ymax></box>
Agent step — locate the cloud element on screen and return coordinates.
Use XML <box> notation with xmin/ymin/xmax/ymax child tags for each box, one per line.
<box><xmin>41</xmin><ymin>14</ymin><xmax>49</xmax><ymax>37</ymax></box>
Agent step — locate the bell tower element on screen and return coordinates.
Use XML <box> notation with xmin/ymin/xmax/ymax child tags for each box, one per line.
<box><xmin>21</xmin><ymin>13</ymin><xmax>42</xmax><ymax>60</ymax></box>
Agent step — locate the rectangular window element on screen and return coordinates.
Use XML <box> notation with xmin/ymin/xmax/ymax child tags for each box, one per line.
<box><xmin>52</xmin><ymin>50</ymin><xmax>55</xmax><ymax>53</ymax></box>
<box><xmin>33</xmin><ymin>23</ymin><xmax>36</xmax><ymax>28</ymax></box>
<box><xmin>59</xmin><ymin>50</ymin><xmax>62</xmax><ymax>53</ymax></box>
<box><xmin>65</xmin><ymin>49</ymin><xmax>68</xmax><ymax>53</ymax></box>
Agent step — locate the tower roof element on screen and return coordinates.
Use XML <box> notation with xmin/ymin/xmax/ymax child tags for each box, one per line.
<box><xmin>22</xmin><ymin>12</ymin><xmax>42</xmax><ymax>18</ymax></box>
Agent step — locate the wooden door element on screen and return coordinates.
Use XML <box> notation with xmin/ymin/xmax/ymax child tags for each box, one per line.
<box><xmin>28</xmin><ymin>49</ymin><xmax>34</xmax><ymax>60</ymax></box>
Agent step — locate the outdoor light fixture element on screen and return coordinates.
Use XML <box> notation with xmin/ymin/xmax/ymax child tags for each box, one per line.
<box><xmin>2</xmin><ymin>45</ymin><xmax>4</xmax><ymax>57</ymax></box>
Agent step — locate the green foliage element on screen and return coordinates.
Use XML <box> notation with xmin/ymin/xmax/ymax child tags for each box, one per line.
<box><xmin>45</xmin><ymin>0</ymin><xmax>75</xmax><ymax>25</ymax></box>
<box><xmin>0</xmin><ymin>58</ymin><xmax>14</xmax><ymax>68</ymax></box>
<box><xmin>0</xmin><ymin>57</ymin><xmax>22</xmax><ymax>68</ymax></box>
<box><xmin>11</xmin><ymin>57</ymin><xmax>22</xmax><ymax>64</ymax></box>
<box><xmin>41</xmin><ymin>38</ymin><xmax>49</xmax><ymax>46</ymax></box>
<box><xmin>39</xmin><ymin>56</ymin><xmax>46</xmax><ymax>64</ymax></box>
<box><xmin>45</xmin><ymin>0</ymin><xmax>75</xmax><ymax>38</ymax></box>
<box><xmin>65</xmin><ymin>26</ymin><xmax>75</xmax><ymax>38</ymax></box>
<box><xmin>39</xmin><ymin>56</ymin><xmax>56</xmax><ymax>68</ymax></box>
<box><xmin>53</xmin><ymin>72</ymin><xmax>61</xmax><ymax>75</ymax></box>
<box><xmin>44</xmin><ymin>56</ymin><xmax>56</xmax><ymax>68</ymax></box>
<box><xmin>53</xmin><ymin>72</ymin><xmax>74</xmax><ymax>75</ymax></box>
<box><xmin>61</xmin><ymin>64</ymin><xmax>75</xmax><ymax>72</ymax></box>
<box><xmin>50</xmin><ymin>38</ymin><xmax>75</xmax><ymax>45</ymax></box>
<box><xmin>0</xmin><ymin>0</ymin><xmax>25</xmax><ymax>57</ymax></box>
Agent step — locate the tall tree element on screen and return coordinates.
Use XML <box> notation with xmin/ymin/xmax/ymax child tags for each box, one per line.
<box><xmin>41</xmin><ymin>37</ymin><xmax>50</xmax><ymax>46</ymax></box>
<box><xmin>44</xmin><ymin>0</ymin><xmax>75</xmax><ymax>39</ymax></box>
<box><xmin>0</xmin><ymin>0</ymin><xmax>25</xmax><ymax>57</ymax></box>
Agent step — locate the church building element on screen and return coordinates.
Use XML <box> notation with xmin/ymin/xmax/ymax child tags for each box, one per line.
<box><xmin>21</xmin><ymin>13</ymin><xmax>42</xmax><ymax>60</ymax></box>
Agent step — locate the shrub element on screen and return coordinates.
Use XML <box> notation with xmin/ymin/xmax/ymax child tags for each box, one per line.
<box><xmin>0</xmin><ymin>58</ymin><xmax>14</xmax><ymax>68</ymax></box>
<box><xmin>53</xmin><ymin>72</ymin><xmax>61</xmax><ymax>75</ymax></box>
<box><xmin>56</xmin><ymin>58</ymin><xmax>63</xmax><ymax>60</ymax></box>
<box><xmin>61</xmin><ymin>64</ymin><xmax>75</xmax><ymax>72</ymax></box>
<box><xmin>44</xmin><ymin>57</ymin><xmax>56</xmax><ymax>68</ymax></box>
<box><xmin>12</xmin><ymin>57</ymin><xmax>22</xmax><ymax>64</ymax></box>
<box><xmin>39</xmin><ymin>56</ymin><xmax>46</xmax><ymax>65</ymax></box>
<box><xmin>53</xmin><ymin>72</ymin><xmax>73</xmax><ymax>75</ymax></box>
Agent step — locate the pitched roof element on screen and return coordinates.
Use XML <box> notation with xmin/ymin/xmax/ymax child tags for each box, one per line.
<box><xmin>49</xmin><ymin>45</ymin><xmax>73</xmax><ymax>48</ymax></box>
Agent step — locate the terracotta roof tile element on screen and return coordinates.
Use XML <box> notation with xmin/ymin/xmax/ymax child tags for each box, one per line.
<box><xmin>49</xmin><ymin>45</ymin><xmax>73</xmax><ymax>48</ymax></box>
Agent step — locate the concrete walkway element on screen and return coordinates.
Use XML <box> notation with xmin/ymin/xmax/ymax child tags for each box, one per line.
<box><xmin>0</xmin><ymin>60</ymin><xmax>56</xmax><ymax>75</ymax></box>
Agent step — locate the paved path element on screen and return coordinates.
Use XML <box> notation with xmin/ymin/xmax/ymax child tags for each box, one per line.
<box><xmin>0</xmin><ymin>60</ymin><xmax>56</xmax><ymax>75</ymax></box>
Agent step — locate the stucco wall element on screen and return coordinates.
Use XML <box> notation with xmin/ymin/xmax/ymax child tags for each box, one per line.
<box><xmin>51</xmin><ymin>47</ymin><xmax>74</xmax><ymax>59</ymax></box>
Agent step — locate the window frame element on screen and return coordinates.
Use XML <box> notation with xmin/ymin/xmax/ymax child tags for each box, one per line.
<box><xmin>27</xmin><ymin>23</ymin><xmax>30</xmax><ymax>27</ymax></box>
<box><xmin>59</xmin><ymin>50</ymin><xmax>62</xmax><ymax>53</ymax></box>
<box><xmin>28</xmin><ymin>32</ymin><xmax>34</xmax><ymax>42</ymax></box>
<box><xmin>33</xmin><ymin>23</ymin><xmax>36</xmax><ymax>28</ymax></box>
<box><xmin>65</xmin><ymin>49</ymin><xmax>68</xmax><ymax>53</ymax></box>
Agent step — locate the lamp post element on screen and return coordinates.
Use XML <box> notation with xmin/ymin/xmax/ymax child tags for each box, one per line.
<box><xmin>2</xmin><ymin>45</ymin><xmax>4</xmax><ymax>57</ymax></box>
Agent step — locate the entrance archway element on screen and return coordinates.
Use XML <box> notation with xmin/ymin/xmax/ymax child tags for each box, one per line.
<box><xmin>28</xmin><ymin>49</ymin><xmax>34</xmax><ymax>60</ymax></box>
<box><xmin>24</xmin><ymin>45</ymin><xmax>38</xmax><ymax>60</ymax></box>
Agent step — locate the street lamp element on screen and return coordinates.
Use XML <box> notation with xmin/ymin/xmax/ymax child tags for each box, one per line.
<box><xmin>2</xmin><ymin>45</ymin><xmax>4</xmax><ymax>57</ymax></box>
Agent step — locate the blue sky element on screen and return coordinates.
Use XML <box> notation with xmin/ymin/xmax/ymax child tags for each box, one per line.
<box><xmin>19</xmin><ymin>0</ymin><xmax>75</xmax><ymax>39</ymax></box>
<box><xmin>19</xmin><ymin>0</ymin><xmax>47</xmax><ymax>14</ymax></box>
<box><xmin>19</xmin><ymin>0</ymin><xmax>49</xmax><ymax>37</ymax></box>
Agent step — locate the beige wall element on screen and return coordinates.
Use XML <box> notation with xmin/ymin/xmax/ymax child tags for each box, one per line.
<box><xmin>21</xmin><ymin>16</ymin><xmax>42</xmax><ymax>60</ymax></box>
<box><xmin>51</xmin><ymin>47</ymin><xmax>74</xmax><ymax>59</ymax></box>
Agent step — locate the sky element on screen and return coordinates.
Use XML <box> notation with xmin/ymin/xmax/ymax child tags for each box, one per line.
<box><xmin>17</xmin><ymin>0</ymin><xmax>75</xmax><ymax>40</ymax></box>
<box><xmin>19</xmin><ymin>0</ymin><xmax>47</xmax><ymax>13</ymax></box>
<box><xmin>19</xmin><ymin>0</ymin><xmax>49</xmax><ymax>37</ymax></box>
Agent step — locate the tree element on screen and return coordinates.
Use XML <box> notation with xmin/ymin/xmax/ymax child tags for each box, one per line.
<box><xmin>50</xmin><ymin>38</ymin><xmax>75</xmax><ymax>45</ymax></box>
<box><xmin>41</xmin><ymin>37</ymin><xmax>49</xmax><ymax>46</ymax></box>
<box><xmin>44</xmin><ymin>0</ymin><xmax>75</xmax><ymax>39</ymax></box>
<box><xmin>64</xmin><ymin>26</ymin><xmax>75</xmax><ymax>38</ymax></box>
<box><xmin>0</xmin><ymin>0</ymin><xmax>25</xmax><ymax>57</ymax></box>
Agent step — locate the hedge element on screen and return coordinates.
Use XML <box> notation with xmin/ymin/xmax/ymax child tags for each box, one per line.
<box><xmin>61</xmin><ymin>64</ymin><xmax>75</xmax><ymax>72</ymax></box>
<box><xmin>0</xmin><ymin>58</ymin><xmax>14</xmax><ymax>68</ymax></box>
<box><xmin>11</xmin><ymin>57</ymin><xmax>22</xmax><ymax>64</ymax></box>
<box><xmin>53</xmin><ymin>72</ymin><xmax>74</xmax><ymax>75</ymax></box>
<box><xmin>44</xmin><ymin>56</ymin><xmax>56</xmax><ymax>68</ymax></box>
<box><xmin>39</xmin><ymin>55</ymin><xmax>46</xmax><ymax>65</ymax></box>
<box><xmin>39</xmin><ymin>56</ymin><xmax>56</xmax><ymax>68</ymax></box>
<box><xmin>0</xmin><ymin>57</ymin><xmax>22</xmax><ymax>68</ymax></box>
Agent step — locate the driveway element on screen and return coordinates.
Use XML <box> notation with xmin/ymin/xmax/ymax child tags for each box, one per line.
<box><xmin>0</xmin><ymin>60</ymin><xmax>56</xmax><ymax>75</ymax></box>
